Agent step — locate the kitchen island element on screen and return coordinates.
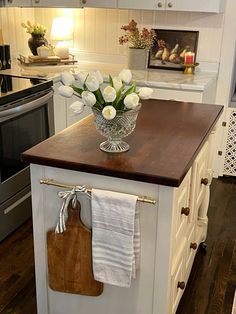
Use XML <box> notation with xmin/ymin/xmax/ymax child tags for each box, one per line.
<box><xmin>22</xmin><ymin>99</ymin><xmax>223</xmax><ymax>314</ymax></box>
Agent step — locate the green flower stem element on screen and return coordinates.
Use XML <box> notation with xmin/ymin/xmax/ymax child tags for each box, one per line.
<box><xmin>94</xmin><ymin>88</ymin><xmax>105</xmax><ymax>106</ymax></box>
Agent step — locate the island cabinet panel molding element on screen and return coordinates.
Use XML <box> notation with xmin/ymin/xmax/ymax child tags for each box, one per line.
<box><xmin>22</xmin><ymin>99</ymin><xmax>223</xmax><ymax>314</ymax></box>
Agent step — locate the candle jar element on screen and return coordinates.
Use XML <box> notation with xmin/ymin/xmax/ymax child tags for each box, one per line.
<box><xmin>184</xmin><ymin>52</ymin><xmax>195</xmax><ymax>65</ymax></box>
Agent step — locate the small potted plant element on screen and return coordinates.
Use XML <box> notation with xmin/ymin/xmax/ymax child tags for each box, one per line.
<box><xmin>119</xmin><ymin>20</ymin><xmax>156</xmax><ymax>70</ymax></box>
<box><xmin>21</xmin><ymin>20</ymin><xmax>48</xmax><ymax>55</ymax></box>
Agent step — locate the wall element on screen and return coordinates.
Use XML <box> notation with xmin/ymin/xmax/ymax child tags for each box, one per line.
<box><xmin>0</xmin><ymin>7</ymin><xmax>224</xmax><ymax>68</ymax></box>
<box><xmin>1</xmin><ymin>5</ymin><xmax>235</xmax><ymax>105</ymax></box>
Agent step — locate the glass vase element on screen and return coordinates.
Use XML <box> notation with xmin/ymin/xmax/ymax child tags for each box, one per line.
<box><xmin>92</xmin><ymin>104</ymin><xmax>141</xmax><ymax>153</ymax></box>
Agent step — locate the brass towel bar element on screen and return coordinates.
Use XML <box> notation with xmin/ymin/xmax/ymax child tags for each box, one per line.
<box><xmin>39</xmin><ymin>179</ymin><xmax>157</xmax><ymax>205</ymax></box>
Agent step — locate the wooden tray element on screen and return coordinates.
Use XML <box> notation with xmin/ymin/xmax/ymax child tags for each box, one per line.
<box><xmin>18</xmin><ymin>54</ymin><xmax>77</xmax><ymax>66</ymax></box>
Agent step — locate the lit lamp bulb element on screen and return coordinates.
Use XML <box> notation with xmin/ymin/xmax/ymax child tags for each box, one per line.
<box><xmin>51</xmin><ymin>17</ymin><xmax>73</xmax><ymax>59</ymax></box>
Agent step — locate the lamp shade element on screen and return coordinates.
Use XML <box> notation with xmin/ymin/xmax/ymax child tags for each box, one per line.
<box><xmin>51</xmin><ymin>17</ymin><xmax>73</xmax><ymax>41</ymax></box>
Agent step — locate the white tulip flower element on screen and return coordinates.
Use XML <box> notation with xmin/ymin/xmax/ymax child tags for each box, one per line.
<box><xmin>102</xmin><ymin>86</ymin><xmax>117</xmax><ymax>103</ymax></box>
<box><xmin>58</xmin><ymin>85</ymin><xmax>74</xmax><ymax>98</ymax></box>
<box><xmin>81</xmin><ymin>91</ymin><xmax>96</xmax><ymax>107</ymax></box>
<box><xmin>85</xmin><ymin>74</ymin><xmax>100</xmax><ymax>92</ymax></box>
<box><xmin>75</xmin><ymin>71</ymin><xmax>88</xmax><ymax>85</ymax></box>
<box><xmin>61</xmin><ymin>71</ymin><xmax>75</xmax><ymax>86</ymax></box>
<box><xmin>70</xmin><ymin>101</ymin><xmax>84</xmax><ymax>114</ymax></box>
<box><xmin>102</xmin><ymin>105</ymin><xmax>116</xmax><ymax>120</ymax></box>
<box><xmin>138</xmin><ymin>87</ymin><xmax>153</xmax><ymax>99</ymax></box>
<box><xmin>124</xmin><ymin>93</ymin><xmax>140</xmax><ymax>109</ymax></box>
<box><xmin>94</xmin><ymin>70</ymin><xmax>103</xmax><ymax>85</ymax></box>
<box><xmin>118</xmin><ymin>69</ymin><xmax>132</xmax><ymax>84</ymax></box>
<box><xmin>112</xmin><ymin>76</ymin><xmax>123</xmax><ymax>92</ymax></box>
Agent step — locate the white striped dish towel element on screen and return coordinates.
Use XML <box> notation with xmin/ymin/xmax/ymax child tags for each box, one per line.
<box><xmin>91</xmin><ymin>188</ymin><xmax>140</xmax><ymax>288</ymax></box>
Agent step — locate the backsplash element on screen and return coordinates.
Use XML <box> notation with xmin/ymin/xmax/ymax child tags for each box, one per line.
<box><xmin>0</xmin><ymin>7</ymin><xmax>224</xmax><ymax>67</ymax></box>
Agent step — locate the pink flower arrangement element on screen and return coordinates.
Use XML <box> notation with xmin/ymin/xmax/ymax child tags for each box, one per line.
<box><xmin>119</xmin><ymin>20</ymin><xmax>156</xmax><ymax>50</ymax></box>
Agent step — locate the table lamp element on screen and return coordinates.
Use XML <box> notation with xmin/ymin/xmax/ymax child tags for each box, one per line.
<box><xmin>51</xmin><ymin>17</ymin><xmax>73</xmax><ymax>59</ymax></box>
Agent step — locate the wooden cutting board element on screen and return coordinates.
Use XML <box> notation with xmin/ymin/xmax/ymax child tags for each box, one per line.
<box><xmin>47</xmin><ymin>200</ymin><xmax>103</xmax><ymax>296</ymax></box>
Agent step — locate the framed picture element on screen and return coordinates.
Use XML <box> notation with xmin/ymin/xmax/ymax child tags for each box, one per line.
<box><xmin>148</xmin><ymin>29</ymin><xmax>199</xmax><ymax>71</ymax></box>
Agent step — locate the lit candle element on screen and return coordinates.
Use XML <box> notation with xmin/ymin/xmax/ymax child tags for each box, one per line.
<box><xmin>184</xmin><ymin>52</ymin><xmax>195</xmax><ymax>65</ymax></box>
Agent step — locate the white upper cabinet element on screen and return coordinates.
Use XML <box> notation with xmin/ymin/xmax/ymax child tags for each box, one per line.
<box><xmin>118</xmin><ymin>0</ymin><xmax>225</xmax><ymax>13</ymax></box>
<box><xmin>2</xmin><ymin>0</ymin><xmax>31</xmax><ymax>6</ymax></box>
<box><xmin>173</xmin><ymin>0</ymin><xmax>225</xmax><ymax>13</ymax></box>
<box><xmin>31</xmin><ymin>0</ymin><xmax>79</xmax><ymax>7</ymax></box>
<box><xmin>80</xmin><ymin>0</ymin><xmax>117</xmax><ymax>8</ymax></box>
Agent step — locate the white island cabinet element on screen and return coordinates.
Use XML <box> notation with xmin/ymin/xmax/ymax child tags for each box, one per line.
<box><xmin>22</xmin><ymin>99</ymin><xmax>223</xmax><ymax>314</ymax></box>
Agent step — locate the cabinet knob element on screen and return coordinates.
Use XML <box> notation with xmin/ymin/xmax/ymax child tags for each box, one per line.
<box><xmin>168</xmin><ymin>2</ymin><xmax>173</xmax><ymax>8</ymax></box>
<box><xmin>201</xmin><ymin>178</ymin><xmax>209</xmax><ymax>185</ymax></box>
<box><xmin>34</xmin><ymin>0</ymin><xmax>40</xmax><ymax>3</ymax></box>
<box><xmin>8</xmin><ymin>0</ymin><xmax>13</xmax><ymax>3</ymax></box>
<box><xmin>181</xmin><ymin>207</ymin><xmax>190</xmax><ymax>216</ymax></box>
<box><xmin>157</xmin><ymin>2</ymin><xmax>163</xmax><ymax>8</ymax></box>
<box><xmin>81</xmin><ymin>0</ymin><xmax>86</xmax><ymax>4</ymax></box>
<box><xmin>190</xmin><ymin>242</ymin><xmax>198</xmax><ymax>250</ymax></box>
<box><xmin>177</xmin><ymin>281</ymin><xmax>185</xmax><ymax>290</ymax></box>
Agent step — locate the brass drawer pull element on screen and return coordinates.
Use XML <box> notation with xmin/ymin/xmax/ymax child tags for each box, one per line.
<box><xmin>177</xmin><ymin>281</ymin><xmax>185</xmax><ymax>290</ymax></box>
<box><xmin>190</xmin><ymin>242</ymin><xmax>198</xmax><ymax>250</ymax></box>
<box><xmin>201</xmin><ymin>178</ymin><xmax>209</xmax><ymax>185</ymax></box>
<box><xmin>181</xmin><ymin>207</ymin><xmax>190</xmax><ymax>216</ymax></box>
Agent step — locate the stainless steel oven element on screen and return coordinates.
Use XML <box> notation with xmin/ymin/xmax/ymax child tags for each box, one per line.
<box><xmin>0</xmin><ymin>74</ymin><xmax>54</xmax><ymax>241</ymax></box>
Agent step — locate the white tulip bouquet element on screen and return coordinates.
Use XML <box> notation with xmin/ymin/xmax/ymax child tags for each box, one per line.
<box><xmin>58</xmin><ymin>69</ymin><xmax>153</xmax><ymax>120</ymax></box>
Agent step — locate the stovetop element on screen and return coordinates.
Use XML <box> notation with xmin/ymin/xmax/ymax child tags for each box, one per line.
<box><xmin>0</xmin><ymin>74</ymin><xmax>53</xmax><ymax>106</ymax></box>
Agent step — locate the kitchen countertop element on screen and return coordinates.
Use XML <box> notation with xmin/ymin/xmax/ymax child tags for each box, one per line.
<box><xmin>22</xmin><ymin>99</ymin><xmax>223</xmax><ymax>187</ymax></box>
<box><xmin>0</xmin><ymin>60</ymin><xmax>217</xmax><ymax>92</ymax></box>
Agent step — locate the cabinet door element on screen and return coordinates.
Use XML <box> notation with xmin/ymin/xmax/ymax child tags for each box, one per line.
<box><xmin>53</xmin><ymin>82</ymin><xmax>67</xmax><ymax>134</ymax></box>
<box><xmin>3</xmin><ymin>0</ymin><xmax>31</xmax><ymax>6</ymax></box>
<box><xmin>31</xmin><ymin>0</ymin><xmax>78</xmax><ymax>7</ymax></box>
<box><xmin>81</xmin><ymin>0</ymin><xmax>117</xmax><ymax>8</ymax></box>
<box><xmin>118</xmin><ymin>0</ymin><xmax>155</xmax><ymax>10</ymax></box>
<box><xmin>174</xmin><ymin>0</ymin><xmax>225</xmax><ymax>13</ymax></box>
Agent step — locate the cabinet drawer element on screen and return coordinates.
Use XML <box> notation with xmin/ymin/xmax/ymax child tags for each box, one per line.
<box><xmin>172</xmin><ymin>169</ymin><xmax>192</xmax><ymax>259</ymax></box>
<box><xmin>151</xmin><ymin>88</ymin><xmax>203</xmax><ymax>103</ymax></box>
<box><xmin>170</xmin><ymin>241</ymin><xmax>186</xmax><ymax>314</ymax></box>
<box><xmin>185</xmin><ymin>225</ymin><xmax>197</xmax><ymax>278</ymax></box>
<box><xmin>190</xmin><ymin>141</ymin><xmax>210</xmax><ymax>216</ymax></box>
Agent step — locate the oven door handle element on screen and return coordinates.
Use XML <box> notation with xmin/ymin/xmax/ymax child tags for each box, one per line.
<box><xmin>0</xmin><ymin>90</ymin><xmax>54</xmax><ymax>118</ymax></box>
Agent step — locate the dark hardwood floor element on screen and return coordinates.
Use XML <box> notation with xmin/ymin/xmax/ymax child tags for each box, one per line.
<box><xmin>0</xmin><ymin>177</ymin><xmax>236</xmax><ymax>314</ymax></box>
<box><xmin>177</xmin><ymin>177</ymin><xmax>236</xmax><ymax>314</ymax></box>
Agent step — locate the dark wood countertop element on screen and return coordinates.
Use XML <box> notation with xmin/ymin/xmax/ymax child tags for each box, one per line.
<box><xmin>22</xmin><ymin>99</ymin><xmax>223</xmax><ymax>187</ymax></box>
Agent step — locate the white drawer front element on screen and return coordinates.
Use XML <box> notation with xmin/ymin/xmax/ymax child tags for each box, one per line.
<box><xmin>151</xmin><ymin>88</ymin><xmax>203</xmax><ymax>103</ymax></box>
<box><xmin>172</xmin><ymin>169</ymin><xmax>192</xmax><ymax>259</ymax></box>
